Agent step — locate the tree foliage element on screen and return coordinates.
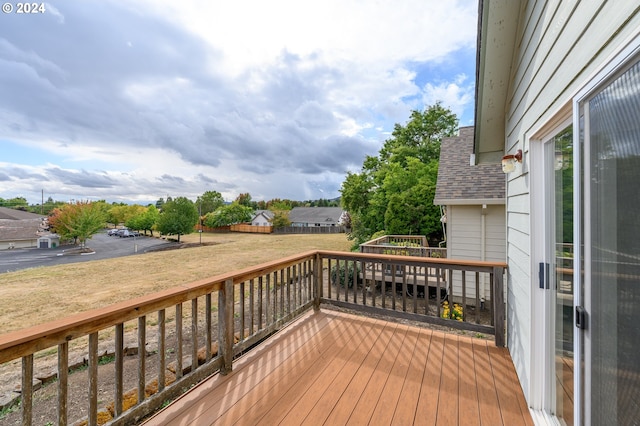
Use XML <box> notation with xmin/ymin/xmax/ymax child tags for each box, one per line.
<box><xmin>196</xmin><ymin>190</ymin><xmax>225</xmax><ymax>215</ymax></box>
<box><xmin>270</xmin><ymin>211</ymin><xmax>291</xmax><ymax>228</ymax></box>
<box><xmin>340</xmin><ymin>103</ymin><xmax>457</xmax><ymax>247</ymax></box>
<box><xmin>235</xmin><ymin>193</ymin><xmax>256</xmax><ymax>208</ymax></box>
<box><xmin>48</xmin><ymin>201</ymin><xmax>106</xmax><ymax>246</ymax></box>
<box><xmin>126</xmin><ymin>205</ymin><xmax>160</xmax><ymax>235</ymax></box>
<box><xmin>203</xmin><ymin>202</ymin><xmax>253</xmax><ymax>227</ymax></box>
<box><xmin>156</xmin><ymin>197</ymin><xmax>199</xmax><ymax>242</ymax></box>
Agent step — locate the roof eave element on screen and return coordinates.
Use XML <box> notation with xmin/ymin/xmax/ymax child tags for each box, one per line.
<box><xmin>473</xmin><ymin>0</ymin><xmax>522</xmax><ymax>164</ymax></box>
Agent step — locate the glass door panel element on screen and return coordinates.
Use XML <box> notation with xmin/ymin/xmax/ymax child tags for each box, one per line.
<box><xmin>554</xmin><ymin>126</ymin><xmax>574</xmax><ymax>425</ymax></box>
<box><xmin>584</xmin><ymin>58</ymin><xmax>640</xmax><ymax>425</ymax></box>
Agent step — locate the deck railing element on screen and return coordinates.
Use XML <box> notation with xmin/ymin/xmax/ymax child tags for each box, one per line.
<box><xmin>359</xmin><ymin>234</ymin><xmax>446</xmax><ymax>258</ymax></box>
<box><xmin>319</xmin><ymin>251</ymin><xmax>505</xmax><ymax>344</ymax></box>
<box><xmin>0</xmin><ymin>250</ymin><xmax>505</xmax><ymax>425</ymax></box>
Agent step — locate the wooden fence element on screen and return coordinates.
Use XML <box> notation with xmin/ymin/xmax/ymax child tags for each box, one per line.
<box><xmin>230</xmin><ymin>224</ymin><xmax>272</xmax><ymax>234</ymax></box>
<box><xmin>273</xmin><ymin>226</ymin><xmax>347</xmax><ymax>234</ymax></box>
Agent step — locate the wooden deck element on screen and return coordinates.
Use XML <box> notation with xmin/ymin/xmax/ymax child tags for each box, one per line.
<box><xmin>143</xmin><ymin>310</ymin><xmax>532</xmax><ymax>425</ymax></box>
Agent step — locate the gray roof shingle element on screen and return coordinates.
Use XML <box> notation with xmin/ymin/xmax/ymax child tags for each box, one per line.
<box><xmin>288</xmin><ymin>207</ymin><xmax>344</xmax><ymax>224</ymax></box>
<box><xmin>0</xmin><ymin>207</ymin><xmax>45</xmax><ymax>220</ymax></box>
<box><xmin>433</xmin><ymin>126</ymin><xmax>505</xmax><ymax>205</ymax></box>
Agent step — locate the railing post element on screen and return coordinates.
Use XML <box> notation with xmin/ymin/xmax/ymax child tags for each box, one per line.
<box><xmin>21</xmin><ymin>354</ymin><xmax>33</xmax><ymax>426</ymax></box>
<box><xmin>219</xmin><ymin>278</ymin><xmax>234</xmax><ymax>374</ymax></box>
<box><xmin>314</xmin><ymin>253</ymin><xmax>321</xmax><ymax>311</ymax></box>
<box><xmin>493</xmin><ymin>266</ymin><xmax>506</xmax><ymax>347</ymax></box>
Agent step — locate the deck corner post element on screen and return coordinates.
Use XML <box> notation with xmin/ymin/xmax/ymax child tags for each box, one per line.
<box><xmin>219</xmin><ymin>278</ymin><xmax>235</xmax><ymax>375</ymax></box>
<box><xmin>493</xmin><ymin>266</ymin><xmax>506</xmax><ymax>347</ymax></box>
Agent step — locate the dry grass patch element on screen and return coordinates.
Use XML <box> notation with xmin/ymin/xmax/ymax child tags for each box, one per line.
<box><xmin>0</xmin><ymin>232</ymin><xmax>352</xmax><ymax>334</ymax></box>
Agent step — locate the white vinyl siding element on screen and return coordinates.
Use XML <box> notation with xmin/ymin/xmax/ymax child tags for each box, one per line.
<box><xmin>501</xmin><ymin>0</ymin><xmax>640</xmax><ymax>404</ymax></box>
<box><xmin>447</xmin><ymin>204</ymin><xmax>505</xmax><ymax>303</ymax></box>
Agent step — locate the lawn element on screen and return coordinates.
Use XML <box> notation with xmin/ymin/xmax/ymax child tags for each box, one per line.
<box><xmin>0</xmin><ymin>232</ymin><xmax>352</xmax><ymax>334</ymax></box>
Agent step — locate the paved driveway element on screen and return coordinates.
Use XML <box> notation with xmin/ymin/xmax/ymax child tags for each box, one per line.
<box><xmin>0</xmin><ymin>231</ymin><xmax>178</xmax><ymax>273</ymax></box>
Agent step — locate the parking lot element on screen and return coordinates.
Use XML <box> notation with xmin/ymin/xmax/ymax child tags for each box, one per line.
<box><xmin>0</xmin><ymin>230</ymin><xmax>177</xmax><ymax>273</ymax></box>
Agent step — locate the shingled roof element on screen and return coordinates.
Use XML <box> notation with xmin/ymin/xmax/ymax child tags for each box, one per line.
<box><xmin>288</xmin><ymin>207</ymin><xmax>344</xmax><ymax>225</ymax></box>
<box><xmin>433</xmin><ymin>126</ymin><xmax>505</xmax><ymax>205</ymax></box>
<box><xmin>0</xmin><ymin>207</ymin><xmax>44</xmax><ymax>220</ymax></box>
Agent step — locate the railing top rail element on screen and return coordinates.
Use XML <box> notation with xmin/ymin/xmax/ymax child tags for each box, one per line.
<box><xmin>0</xmin><ymin>251</ymin><xmax>317</xmax><ymax>363</ymax></box>
<box><xmin>360</xmin><ymin>235</ymin><xmax>428</xmax><ymax>247</ymax></box>
<box><xmin>318</xmin><ymin>250</ymin><xmax>507</xmax><ymax>269</ymax></box>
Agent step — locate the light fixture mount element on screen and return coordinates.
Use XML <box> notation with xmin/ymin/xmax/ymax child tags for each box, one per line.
<box><xmin>501</xmin><ymin>149</ymin><xmax>523</xmax><ymax>173</ymax></box>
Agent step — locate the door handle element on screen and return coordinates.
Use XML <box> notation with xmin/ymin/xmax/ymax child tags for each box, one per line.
<box><xmin>576</xmin><ymin>306</ymin><xmax>587</xmax><ymax>330</ymax></box>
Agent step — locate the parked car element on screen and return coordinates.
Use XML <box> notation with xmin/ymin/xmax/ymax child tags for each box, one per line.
<box><xmin>129</xmin><ymin>231</ymin><xmax>141</xmax><ymax>237</ymax></box>
<box><xmin>117</xmin><ymin>229</ymin><xmax>130</xmax><ymax>237</ymax></box>
<box><xmin>107</xmin><ymin>229</ymin><xmax>119</xmax><ymax>236</ymax></box>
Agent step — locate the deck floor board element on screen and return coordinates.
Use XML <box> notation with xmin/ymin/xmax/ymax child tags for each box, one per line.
<box><xmin>144</xmin><ymin>310</ymin><xmax>532</xmax><ymax>426</ymax></box>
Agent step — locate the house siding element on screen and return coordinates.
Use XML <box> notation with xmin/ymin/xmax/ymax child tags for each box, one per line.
<box><xmin>501</xmin><ymin>0</ymin><xmax>640</xmax><ymax>403</ymax></box>
<box><xmin>448</xmin><ymin>204</ymin><xmax>505</xmax><ymax>302</ymax></box>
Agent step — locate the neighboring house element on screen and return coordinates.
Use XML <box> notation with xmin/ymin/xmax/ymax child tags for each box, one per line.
<box><xmin>433</xmin><ymin>125</ymin><xmax>505</xmax><ymax>305</ymax></box>
<box><xmin>475</xmin><ymin>1</ymin><xmax>639</xmax><ymax>424</ymax></box>
<box><xmin>250</xmin><ymin>210</ymin><xmax>274</xmax><ymax>226</ymax></box>
<box><xmin>0</xmin><ymin>207</ymin><xmax>53</xmax><ymax>250</ymax></box>
<box><xmin>288</xmin><ymin>207</ymin><xmax>344</xmax><ymax>227</ymax></box>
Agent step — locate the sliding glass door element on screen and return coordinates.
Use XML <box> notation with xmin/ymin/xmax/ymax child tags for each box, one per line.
<box><xmin>579</xmin><ymin>55</ymin><xmax>640</xmax><ymax>425</ymax></box>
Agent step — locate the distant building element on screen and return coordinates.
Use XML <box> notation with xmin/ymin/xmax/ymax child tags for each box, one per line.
<box><xmin>288</xmin><ymin>207</ymin><xmax>345</xmax><ymax>227</ymax></box>
<box><xmin>250</xmin><ymin>210</ymin><xmax>274</xmax><ymax>226</ymax></box>
<box><xmin>0</xmin><ymin>207</ymin><xmax>57</xmax><ymax>250</ymax></box>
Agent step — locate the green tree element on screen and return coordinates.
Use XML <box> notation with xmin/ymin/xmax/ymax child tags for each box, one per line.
<box><xmin>203</xmin><ymin>202</ymin><xmax>253</xmax><ymax>227</ymax></box>
<box><xmin>0</xmin><ymin>196</ymin><xmax>29</xmax><ymax>210</ymax></box>
<box><xmin>270</xmin><ymin>210</ymin><xmax>291</xmax><ymax>228</ymax></box>
<box><xmin>156</xmin><ymin>197</ymin><xmax>199</xmax><ymax>242</ymax></box>
<box><xmin>196</xmin><ymin>191</ymin><xmax>225</xmax><ymax>215</ymax></box>
<box><xmin>340</xmin><ymin>103</ymin><xmax>457</xmax><ymax>248</ymax></box>
<box><xmin>48</xmin><ymin>201</ymin><xmax>106</xmax><ymax>246</ymax></box>
<box><xmin>235</xmin><ymin>192</ymin><xmax>256</xmax><ymax>208</ymax></box>
<box><xmin>126</xmin><ymin>205</ymin><xmax>160</xmax><ymax>236</ymax></box>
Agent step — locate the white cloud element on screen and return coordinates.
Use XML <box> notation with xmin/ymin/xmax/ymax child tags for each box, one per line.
<box><xmin>0</xmin><ymin>0</ymin><xmax>478</xmax><ymax>204</ymax></box>
<box><xmin>422</xmin><ymin>74</ymin><xmax>475</xmax><ymax>124</ymax></box>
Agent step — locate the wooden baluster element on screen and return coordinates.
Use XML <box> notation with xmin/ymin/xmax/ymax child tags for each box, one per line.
<box><xmin>249</xmin><ymin>279</ymin><xmax>255</xmax><ymax>335</ymax></box>
<box><xmin>219</xmin><ymin>278</ymin><xmax>234</xmax><ymax>374</ymax></box>
<box><xmin>258</xmin><ymin>276</ymin><xmax>264</xmax><ymax>330</ymax></box>
<box><xmin>286</xmin><ymin>267</ymin><xmax>291</xmax><ymax>314</ymax></box>
<box><xmin>158</xmin><ymin>310</ymin><xmax>166</xmax><ymax>391</ymax></box>
<box><xmin>475</xmin><ymin>272</ymin><xmax>480</xmax><ymax>324</ymax></box>
<box><xmin>58</xmin><ymin>342</ymin><xmax>68</xmax><ymax>425</ymax></box>
<box><xmin>239</xmin><ymin>282</ymin><xmax>245</xmax><ymax>341</ymax></box>
<box><xmin>462</xmin><ymin>270</ymin><xmax>467</xmax><ymax>322</ymax></box>
<box><xmin>22</xmin><ymin>354</ymin><xmax>33</xmax><ymax>426</ymax></box>
<box><xmin>344</xmin><ymin>259</ymin><xmax>349</xmax><ymax>303</ymax></box>
<box><xmin>402</xmin><ymin>265</ymin><xmax>407</xmax><ymax>312</ymax></box>
<box><xmin>138</xmin><ymin>316</ymin><xmax>146</xmax><ymax>403</ymax></box>
<box><xmin>191</xmin><ymin>299</ymin><xmax>198</xmax><ymax>371</ymax></box>
<box><xmin>381</xmin><ymin>261</ymin><xmax>386</xmax><ymax>309</ymax></box>
<box><xmin>205</xmin><ymin>296</ymin><xmax>212</xmax><ymax>362</ymax></box>
<box><xmin>436</xmin><ymin>268</ymin><xmax>441</xmax><ymax>317</ymax></box>
<box><xmin>115</xmin><ymin>323</ymin><xmax>124</xmax><ymax>416</ymax></box>
<box><xmin>176</xmin><ymin>304</ymin><xmax>183</xmax><ymax>379</ymax></box>
<box><xmin>265</xmin><ymin>273</ymin><xmax>271</xmax><ymax>325</ymax></box>
<box><xmin>327</xmin><ymin>258</ymin><xmax>332</xmax><ymax>300</ymax></box>
<box><xmin>361</xmin><ymin>260</ymin><xmax>366</xmax><ymax>306</ymax></box>
<box><xmin>412</xmin><ymin>265</ymin><xmax>418</xmax><ymax>314</ymax></box>
<box><xmin>391</xmin><ymin>264</ymin><xmax>397</xmax><ymax>311</ymax></box>
<box><xmin>88</xmin><ymin>332</ymin><xmax>98</xmax><ymax>426</ymax></box>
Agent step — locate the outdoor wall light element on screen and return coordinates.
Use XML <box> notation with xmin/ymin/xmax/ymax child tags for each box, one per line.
<box><xmin>501</xmin><ymin>149</ymin><xmax>523</xmax><ymax>173</ymax></box>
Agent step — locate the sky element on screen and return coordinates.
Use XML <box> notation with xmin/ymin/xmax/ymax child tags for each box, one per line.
<box><xmin>0</xmin><ymin>0</ymin><xmax>478</xmax><ymax>206</ymax></box>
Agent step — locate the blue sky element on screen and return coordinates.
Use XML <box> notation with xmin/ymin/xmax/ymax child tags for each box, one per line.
<box><xmin>0</xmin><ymin>0</ymin><xmax>477</xmax><ymax>205</ymax></box>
